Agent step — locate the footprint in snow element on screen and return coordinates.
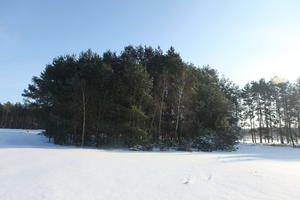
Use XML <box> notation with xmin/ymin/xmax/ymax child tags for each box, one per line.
<box><xmin>207</xmin><ymin>174</ymin><xmax>212</xmax><ymax>181</ymax></box>
<box><xmin>252</xmin><ymin>170</ymin><xmax>261</xmax><ymax>177</ymax></box>
<box><xmin>182</xmin><ymin>177</ymin><xmax>191</xmax><ymax>185</ymax></box>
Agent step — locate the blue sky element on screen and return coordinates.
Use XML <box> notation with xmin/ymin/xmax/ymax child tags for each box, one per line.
<box><xmin>1</xmin><ymin>0</ymin><xmax>300</xmax><ymax>102</ymax></box>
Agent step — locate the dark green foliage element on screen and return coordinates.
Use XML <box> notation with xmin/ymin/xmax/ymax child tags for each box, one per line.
<box><xmin>23</xmin><ymin>46</ymin><xmax>240</xmax><ymax>150</ymax></box>
<box><xmin>0</xmin><ymin>102</ymin><xmax>40</xmax><ymax>129</ymax></box>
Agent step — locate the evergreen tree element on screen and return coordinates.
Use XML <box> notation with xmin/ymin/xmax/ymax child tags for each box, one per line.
<box><xmin>23</xmin><ymin>46</ymin><xmax>240</xmax><ymax>150</ymax></box>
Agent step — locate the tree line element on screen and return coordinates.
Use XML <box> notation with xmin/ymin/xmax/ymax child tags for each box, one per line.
<box><xmin>22</xmin><ymin>46</ymin><xmax>240</xmax><ymax>151</ymax></box>
<box><xmin>240</xmin><ymin>77</ymin><xmax>300</xmax><ymax>146</ymax></box>
<box><xmin>0</xmin><ymin>102</ymin><xmax>40</xmax><ymax>129</ymax></box>
<box><xmin>3</xmin><ymin>46</ymin><xmax>299</xmax><ymax>149</ymax></box>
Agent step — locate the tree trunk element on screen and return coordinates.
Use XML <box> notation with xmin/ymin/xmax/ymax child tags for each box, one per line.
<box><xmin>81</xmin><ymin>83</ymin><xmax>87</xmax><ymax>147</ymax></box>
<box><xmin>175</xmin><ymin>75</ymin><xmax>185</xmax><ymax>144</ymax></box>
<box><xmin>158</xmin><ymin>89</ymin><xmax>165</xmax><ymax>142</ymax></box>
<box><xmin>258</xmin><ymin>106</ymin><xmax>263</xmax><ymax>143</ymax></box>
<box><xmin>158</xmin><ymin>70</ymin><xmax>168</xmax><ymax>143</ymax></box>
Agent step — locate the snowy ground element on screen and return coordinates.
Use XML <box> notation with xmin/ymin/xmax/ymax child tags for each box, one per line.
<box><xmin>0</xmin><ymin>129</ymin><xmax>300</xmax><ymax>200</ymax></box>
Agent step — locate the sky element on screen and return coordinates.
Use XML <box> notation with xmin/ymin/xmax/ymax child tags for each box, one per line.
<box><xmin>1</xmin><ymin>0</ymin><xmax>300</xmax><ymax>102</ymax></box>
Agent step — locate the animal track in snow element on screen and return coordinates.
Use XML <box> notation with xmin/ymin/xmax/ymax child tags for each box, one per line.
<box><xmin>182</xmin><ymin>177</ymin><xmax>194</xmax><ymax>185</ymax></box>
<box><xmin>207</xmin><ymin>174</ymin><xmax>212</xmax><ymax>181</ymax></box>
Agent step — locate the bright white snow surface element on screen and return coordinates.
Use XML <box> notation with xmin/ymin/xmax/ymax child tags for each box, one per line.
<box><xmin>0</xmin><ymin>129</ymin><xmax>300</xmax><ymax>200</ymax></box>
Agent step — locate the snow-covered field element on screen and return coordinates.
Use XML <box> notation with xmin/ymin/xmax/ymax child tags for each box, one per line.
<box><xmin>0</xmin><ymin>129</ymin><xmax>300</xmax><ymax>200</ymax></box>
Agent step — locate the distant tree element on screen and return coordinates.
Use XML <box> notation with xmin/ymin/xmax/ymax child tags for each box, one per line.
<box><xmin>0</xmin><ymin>102</ymin><xmax>39</xmax><ymax>129</ymax></box>
<box><xmin>241</xmin><ymin>76</ymin><xmax>300</xmax><ymax>146</ymax></box>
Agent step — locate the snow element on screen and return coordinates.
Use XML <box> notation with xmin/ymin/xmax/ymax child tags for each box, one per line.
<box><xmin>0</xmin><ymin>129</ymin><xmax>300</xmax><ymax>200</ymax></box>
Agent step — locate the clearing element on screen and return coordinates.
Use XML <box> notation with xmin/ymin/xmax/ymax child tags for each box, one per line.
<box><xmin>0</xmin><ymin>129</ymin><xmax>299</xmax><ymax>200</ymax></box>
